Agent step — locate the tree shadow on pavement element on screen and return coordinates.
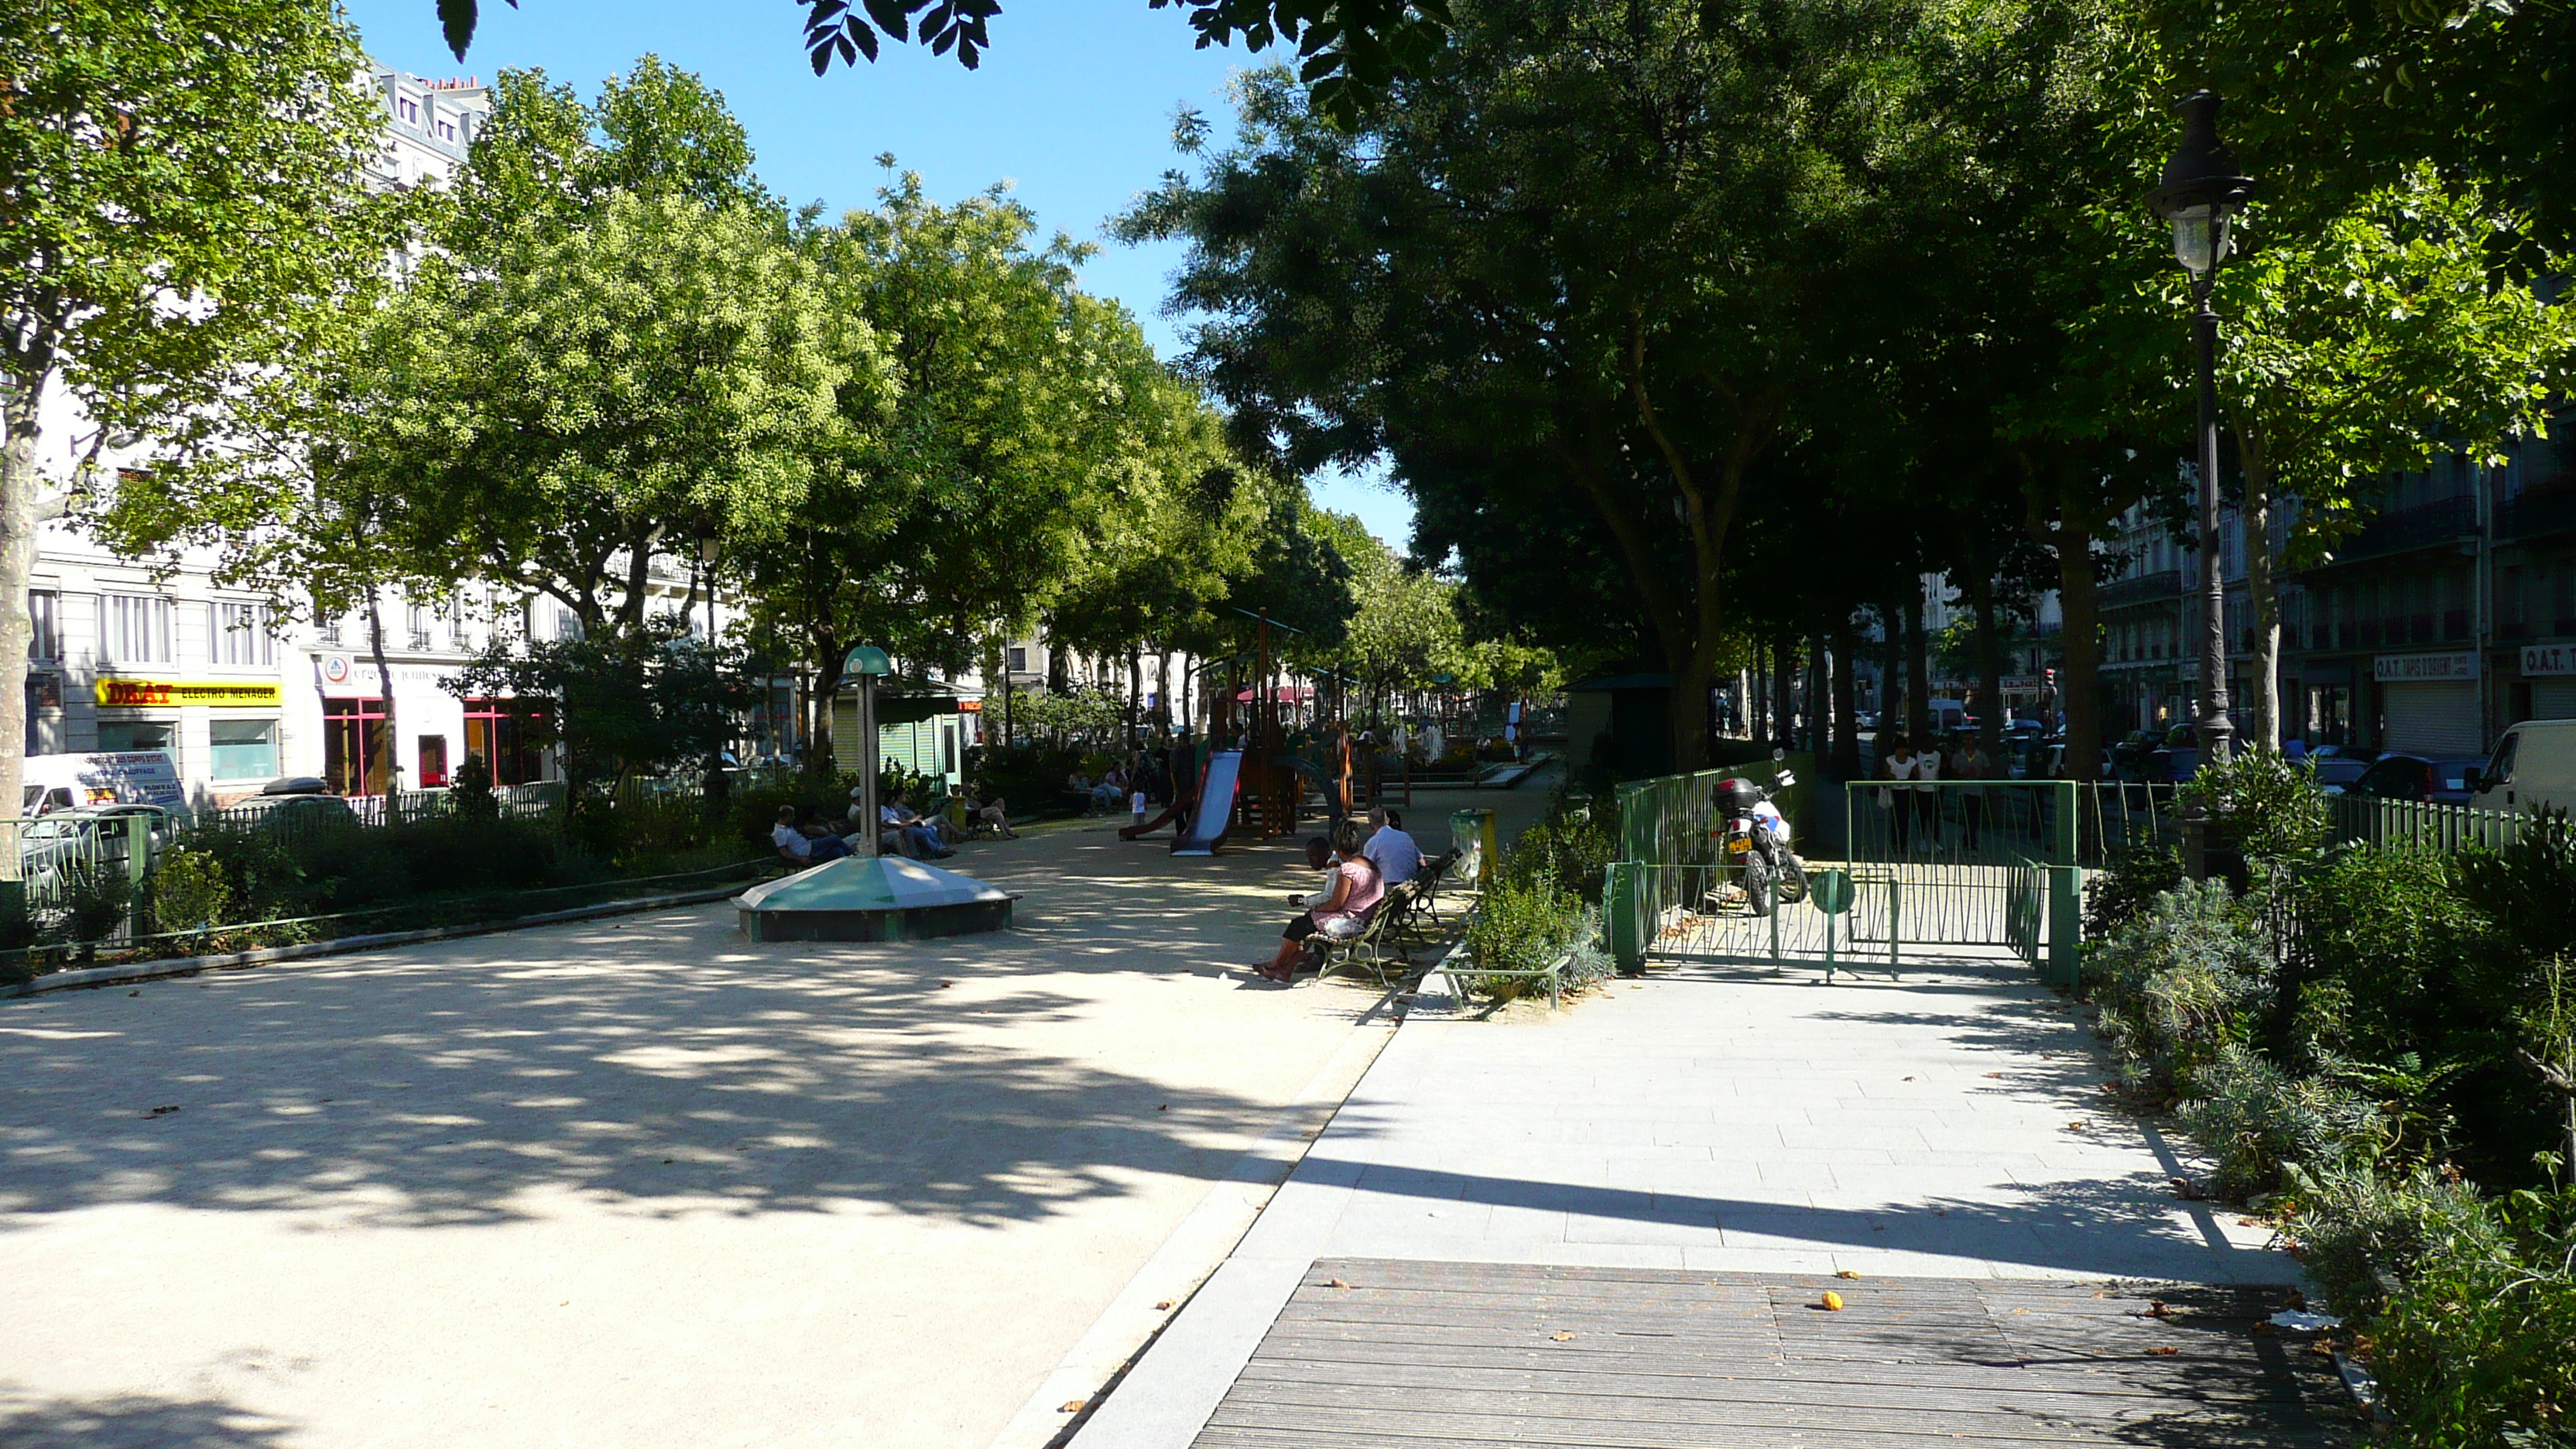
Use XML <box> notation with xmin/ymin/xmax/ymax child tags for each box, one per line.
<box><xmin>0</xmin><ymin>1389</ymin><xmax>296</xmax><ymax>1449</ymax></box>
<box><xmin>0</xmin><ymin>828</ymin><xmax>1379</xmax><ymax>1230</ymax></box>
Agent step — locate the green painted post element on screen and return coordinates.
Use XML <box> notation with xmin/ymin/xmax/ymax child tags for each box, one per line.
<box><xmin>2048</xmin><ymin>780</ymin><xmax>2080</xmax><ymax>989</ymax></box>
<box><xmin>125</xmin><ymin>814</ymin><xmax>152</xmax><ymax>938</ymax></box>
<box><xmin>1888</xmin><ymin>872</ymin><xmax>1902</xmax><ymax>978</ymax></box>
<box><xmin>1608</xmin><ymin>861</ymin><xmax>1643</xmax><ymax>974</ymax></box>
<box><xmin>1768</xmin><ymin>882</ymin><xmax>1782</xmax><ymax>973</ymax></box>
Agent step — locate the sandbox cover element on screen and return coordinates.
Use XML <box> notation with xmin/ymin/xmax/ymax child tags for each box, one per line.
<box><xmin>734</xmin><ymin>856</ymin><xmax>1015</xmax><ymax>942</ymax></box>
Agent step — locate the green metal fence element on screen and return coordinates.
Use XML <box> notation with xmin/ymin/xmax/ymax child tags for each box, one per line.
<box><xmin>2327</xmin><ymin>793</ymin><xmax>2530</xmax><ymax>852</ymax></box>
<box><xmin>1606</xmin><ymin>773</ymin><xmax>2081</xmax><ymax>987</ymax></box>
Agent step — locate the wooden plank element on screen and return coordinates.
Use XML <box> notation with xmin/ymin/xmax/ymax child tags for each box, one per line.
<box><xmin>1228</xmin><ymin>1356</ymin><xmax>2326</xmax><ymax>1413</ymax></box>
<box><xmin>1189</xmin><ymin>1264</ymin><xmax>2350</xmax><ymax>1449</ymax></box>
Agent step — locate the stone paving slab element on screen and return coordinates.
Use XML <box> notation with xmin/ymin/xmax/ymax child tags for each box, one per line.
<box><xmin>1074</xmin><ymin>947</ymin><xmax>2310</xmax><ymax>1448</ymax></box>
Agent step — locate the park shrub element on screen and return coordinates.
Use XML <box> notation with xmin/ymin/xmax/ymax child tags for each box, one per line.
<box><xmin>2369</xmin><ymin>1186</ymin><xmax>2576</xmax><ymax>1448</ymax></box>
<box><xmin>149</xmin><ymin>845</ymin><xmax>235</xmax><ymax>934</ymax></box>
<box><xmin>1463</xmin><ymin>875</ymin><xmax>1581</xmax><ymax>999</ymax></box>
<box><xmin>965</xmin><ymin>742</ymin><xmax>1088</xmax><ymax>820</ymax></box>
<box><xmin>2179</xmin><ymin>1042</ymin><xmax>2382</xmax><ymax>1200</ymax></box>
<box><xmin>1502</xmin><ymin>809</ymin><xmax>1616</xmax><ymax>904</ymax></box>
<box><xmin>2178</xmin><ymin>749</ymin><xmax>2329</xmax><ymax>866</ymax></box>
<box><xmin>2282</xmin><ymin>1159</ymin><xmax>2506</xmax><ymax>1318</ymax></box>
<box><xmin>2083</xmin><ymin>841</ymin><xmax>2184</xmax><ymax>940</ymax></box>
<box><xmin>2084</xmin><ymin>879</ymin><xmax>2272</xmax><ymax>1096</ymax></box>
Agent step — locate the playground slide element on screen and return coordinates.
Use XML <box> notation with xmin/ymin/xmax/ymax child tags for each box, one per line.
<box><xmin>1171</xmin><ymin>750</ymin><xmax>1244</xmax><ymax>856</ymax></box>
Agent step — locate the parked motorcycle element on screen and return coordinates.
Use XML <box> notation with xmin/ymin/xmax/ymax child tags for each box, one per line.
<box><xmin>1714</xmin><ymin>752</ymin><xmax>1809</xmax><ymax>916</ymax></box>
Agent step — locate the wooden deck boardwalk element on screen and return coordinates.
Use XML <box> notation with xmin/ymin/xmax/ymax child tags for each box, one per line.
<box><xmin>1192</xmin><ymin>1259</ymin><xmax>2355</xmax><ymax>1447</ymax></box>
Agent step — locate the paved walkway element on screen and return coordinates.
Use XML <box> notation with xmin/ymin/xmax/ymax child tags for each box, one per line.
<box><xmin>0</xmin><ymin>820</ymin><xmax>1406</xmax><ymax>1449</ymax></box>
<box><xmin>1071</xmin><ymin>951</ymin><xmax>2334</xmax><ymax>1447</ymax></box>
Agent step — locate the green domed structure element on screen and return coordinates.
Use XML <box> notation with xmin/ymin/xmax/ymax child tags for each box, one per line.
<box><xmin>734</xmin><ymin>856</ymin><xmax>1015</xmax><ymax>942</ymax></box>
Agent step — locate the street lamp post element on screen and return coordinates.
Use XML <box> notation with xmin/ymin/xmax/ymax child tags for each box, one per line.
<box><xmin>2147</xmin><ymin>91</ymin><xmax>2256</xmax><ymax>766</ymax></box>
<box><xmin>843</xmin><ymin>646</ymin><xmax>892</xmax><ymax>856</ymax></box>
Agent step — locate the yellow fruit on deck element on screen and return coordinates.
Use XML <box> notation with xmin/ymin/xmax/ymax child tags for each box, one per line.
<box><xmin>1821</xmin><ymin>1291</ymin><xmax>1845</xmax><ymax>1311</ymax></box>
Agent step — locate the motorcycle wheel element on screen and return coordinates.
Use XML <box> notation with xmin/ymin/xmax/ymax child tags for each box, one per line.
<box><xmin>1777</xmin><ymin>852</ymin><xmax>1810</xmax><ymax>905</ymax></box>
<box><xmin>1743</xmin><ymin>857</ymin><xmax>1775</xmax><ymax>916</ymax></box>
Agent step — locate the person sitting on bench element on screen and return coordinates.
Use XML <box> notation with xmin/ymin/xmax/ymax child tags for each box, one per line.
<box><xmin>1253</xmin><ymin>818</ymin><xmax>1383</xmax><ymax>982</ymax></box>
<box><xmin>1362</xmin><ymin>806</ymin><xmax>1423</xmax><ymax>886</ymax></box>
<box><xmin>774</xmin><ymin>806</ymin><xmax>854</xmax><ymax>864</ymax></box>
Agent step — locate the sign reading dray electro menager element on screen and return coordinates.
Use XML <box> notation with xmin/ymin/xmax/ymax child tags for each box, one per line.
<box><xmin>2374</xmin><ymin>653</ymin><xmax>2479</xmax><ymax>683</ymax></box>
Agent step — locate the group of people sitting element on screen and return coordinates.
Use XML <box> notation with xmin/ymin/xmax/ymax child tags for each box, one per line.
<box><xmin>1251</xmin><ymin>805</ymin><xmax>1424</xmax><ymax>983</ymax></box>
<box><xmin>771</xmin><ymin>784</ymin><xmax>1020</xmax><ymax>866</ymax></box>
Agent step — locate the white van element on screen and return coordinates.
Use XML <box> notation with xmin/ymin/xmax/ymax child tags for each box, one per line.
<box><xmin>2474</xmin><ymin>719</ymin><xmax>2576</xmax><ymax>819</ymax></box>
<box><xmin>20</xmin><ymin>751</ymin><xmax>188</xmax><ymax>815</ymax></box>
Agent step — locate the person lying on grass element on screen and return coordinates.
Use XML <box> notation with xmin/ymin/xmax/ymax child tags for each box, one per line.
<box><xmin>1252</xmin><ymin>817</ymin><xmax>1384</xmax><ymax>982</ymax></box>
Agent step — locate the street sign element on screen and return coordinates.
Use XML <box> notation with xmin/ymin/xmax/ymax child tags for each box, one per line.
<box><xmin>1810</xmin><ymin>868</ymin><xmax>1855</xmax><ymax>915</ymax></box>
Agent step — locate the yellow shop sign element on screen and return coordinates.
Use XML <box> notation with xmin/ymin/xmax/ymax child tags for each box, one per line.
<box><xmin>95</xmin><ymin>678</ymin><xmax>283</xmax><ymax>708</ymax></box>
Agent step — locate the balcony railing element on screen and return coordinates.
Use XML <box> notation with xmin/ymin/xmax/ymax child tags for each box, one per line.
<box><xmin>2097</xmin><ymin>569</ymin><xmax>2183</xmax><ymax>611</ymax></box>
<box><xmin>2499</xmin><ymin>488</ymin><xmax>2576</xmax><ymax>542</ymax></box>
<box><xmin>2334</xmin><ymin>496</ymin><xmax>2476</xmax><ymax>562</ymax></box>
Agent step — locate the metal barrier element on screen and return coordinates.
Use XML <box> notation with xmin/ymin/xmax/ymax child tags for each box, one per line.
<box><xmin>0</xmin><ymin>814</ymin><xmax>156</xmax><ymax>922</ymax></box>
<box><xmin>1605</xmin><ymin>776</ymin><xmax>2082</xmax><ymax>987</ymax></box>
<box><xmin>2327</xmin><ymin>793</ymin><xmax>2530</xmax><ymax>852</ymax></box>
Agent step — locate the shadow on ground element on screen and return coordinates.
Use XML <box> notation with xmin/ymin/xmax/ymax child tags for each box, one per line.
<box><xmin>0</xmin><ymin>1389</ymin><xmax>296</xmax><ymax>1449</ymax></box>
<box><xmin>0</xmin><ymin>826</ymin><xmax>1389</xmax><ymax>1231</ymax></box>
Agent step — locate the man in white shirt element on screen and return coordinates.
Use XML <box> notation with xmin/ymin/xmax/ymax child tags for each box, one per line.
<box><xmin>1362</xmin><ymin>806</ymin><xmax>1423</xmax><ymax>886</ymax></box>
<box><xmin>773</xmin><ymin>806</ymin><xmax>852</xmax><ymax>862</ymax></box>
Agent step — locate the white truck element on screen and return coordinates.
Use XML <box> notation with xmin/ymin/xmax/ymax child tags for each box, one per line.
<box><xmin>2473</xmin><ymin>718</ymin><xmax>2576</xmax><ymax>819</ymax></box>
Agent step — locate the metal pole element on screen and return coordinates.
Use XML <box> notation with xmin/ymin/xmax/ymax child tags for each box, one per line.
<box><xmin>860</xmin><ymin>673</ymin><xmax>881</xmax><ymax>858</ymax></box>
<box><xmin>2192</xmin><ymin>276</ymin><xmax>2235</xmax><ymax>764</ymax></box>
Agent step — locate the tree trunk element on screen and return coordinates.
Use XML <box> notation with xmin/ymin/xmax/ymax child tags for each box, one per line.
<box><xmin>2242</xmin><ymin>442</ymin><xmax>2281</xmax><ymax>754</ymax></box>
<box><xmin>365</xmin><ymin>590</ymin><xmax>400</xmax><ymax>802</ymax></box>
<box><xmin>1830</xmin><ymin>618</ymin><xmax>1862</xmax><ymax>781</ymax></box>
<box><xmin>1969</xmin><ymin>574</ymin><xmax>2005</xmax><ymax>757</ymax></box>
<box><xmin>1904</xmin><ymin>587</ymin><xmax>1932</xmax><ymax>745</ymax></box>
<box><xmin>0</xmin><ymin>413</ymin><xmax>38</xmax><ymax>873</ymax></box>
<box><xmin>2054</xmin><ymin>516</ymin><xmax>2106</xmax><ymax>781</ymax></box>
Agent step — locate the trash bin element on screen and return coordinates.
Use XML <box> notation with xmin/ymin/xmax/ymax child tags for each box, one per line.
<box><xmin>1449</xmin><ymin>807</ymin><xmax>1498</xmax><ymax>889</ymax></box>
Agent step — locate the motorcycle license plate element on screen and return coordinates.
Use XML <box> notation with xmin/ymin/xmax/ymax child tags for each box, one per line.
<box><xmin>1727</xmin><ymin>838</ymin><xmax>1751</xmax><ymax>853</ymax></box>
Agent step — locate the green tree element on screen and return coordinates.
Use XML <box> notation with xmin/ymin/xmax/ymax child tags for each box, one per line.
<box><xmin>0</xmin><ymin>0</ymin><xmax>385</xmax><ymax>827</ymax></box>
<box><xmin>2195</xmin><ymin>170</ymin><xmax>2576</xmax><ymax>750</ymax></box>
<box><xmin>396</xmin><ymin>193</ymin><xmax>880</xmax><ymax>638</ymax></box>
<box><xmin>1129</xmin><ymin>0</ymin><xmax>1985</xmax><ymax>769</ymax></box>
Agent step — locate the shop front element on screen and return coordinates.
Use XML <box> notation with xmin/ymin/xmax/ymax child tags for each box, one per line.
<box><xmin>305</xmin><ymin>653</ymin><xmax>480</xmax><ymax>796</ymax></box>
<box><xmin>2518</xmin><ymin>642</ymin><xmax>2576</xmax><ymax>721</ymax></box>
<box><xmin>91</xmin><ymin>676</ymin><xmax>286</xmax><ymax>806</ymax></box>
<box><xmin>2373</xmin><ymin>652</ymin><xmax>2483</xmax><ymax>756</ymax></box>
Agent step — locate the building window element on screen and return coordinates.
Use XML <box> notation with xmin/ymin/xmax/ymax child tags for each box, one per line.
<box><xmin>27</xmin><ymin>591</ymin><xmax>59</xmax><ymax>663</ymax></box>
<box><xmin>211</xmin><ymin>601</ymin><xmax>277</xmax><ymax>667</ymax></box>
<box><xmin>437</xmin><ymin>119</ymin><xmax>457</xmax><ymax>141</ymax></box>
<box><xmin>96</xmin><ymin>720</ymin><xmax>176</xmax><ymax>754</ymax></box>
<box><xmin>103</xmin><ymin>594</ymin><xmax>173</xmax><ymax>665</ymax></box>
<box><xmin>1007</xmin><ymin>646</ymin><xmax>1028</xmax><ymax>673</ymax></box>
<box><xmin>462</xmin><ymin>698</ymin><xmax>546</xmax><ymax>786</ymax></box>
<box><xmin>397</xmin><ymin>96</ymin><xmax>419</xmax><ymax>123</ymax></box>
<box><xmin>209</xmin><ymin>720</ymin><xmax>279</xmax><ymax>779</ymax></box>
<box><xmin>554</xmin><ymin>607</ymin><xmax>582</xmax><ymax>641</ymax></box>
<box><xmin>409</xmin><ymin>604</ymin><xmax>432</xmax><ymax>650</ymax></box>
<box><xmin>418</xmin><ymin>735</ymin><xmax>449</xmax><ymax>788</ymax></box>
<box><xmin>324</xmin><ymin>697</ymin><xmax>389</xmax><ymax>796</ymax></box>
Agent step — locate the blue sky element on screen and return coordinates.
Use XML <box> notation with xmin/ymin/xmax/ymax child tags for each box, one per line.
<box><xmin>341</xmin><ymin>0</ymin><xmax>1414</xmax><ymax>546</ymax></box>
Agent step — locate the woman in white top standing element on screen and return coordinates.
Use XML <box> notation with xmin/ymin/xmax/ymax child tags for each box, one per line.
<box><xmin>1880</xmin><ymin>737</ymin><xmax>1921</xmax><ymax>855</ymax></box>
<box><xmin>1913</xmin><ymin>737</ymin><xmax>1943</xmax><ymax>851</ymax></box>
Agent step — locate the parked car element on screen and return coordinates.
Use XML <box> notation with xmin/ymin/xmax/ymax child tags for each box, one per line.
<box><xmin>2110</xmin><ymin>730</ymin><xmax>2162</xmax><ymax>779</ymax></box>
<box><xmin>215</xmin><ymin>777</ymin><xmax>361</xmax><ymax>835</ymax></box>
<box><xmin>2472</xmin><ymin>719</ymin><xmax>2576</xmax><ymax>817</ymax></box>
<box><xmin>2148</xmin><ymin>724</ymin><xmax>2202</xmax><ymax>783</ymax></box>
<box><xmin>2307</xmin><ymin>745</ymin><xmax>2379</xmax><ymax>794</ymax></box>
<box><xmin>2351</xmin><ymin>752</ymin><xmax>2489</xmax><ymax>806</ymax></box>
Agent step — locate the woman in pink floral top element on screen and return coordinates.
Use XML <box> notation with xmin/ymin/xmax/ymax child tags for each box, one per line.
<box><xmin>1254</xmin><ymin>818</ymin><xmax>1383</xmax><ymax>981</ymax></box>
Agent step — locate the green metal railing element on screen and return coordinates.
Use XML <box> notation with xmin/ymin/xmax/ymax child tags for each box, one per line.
<box><xmin>1605</xmin><ymin>775</ymin><xmax>2081</xmax><ymax>987</ymax></box>
<box><xmin>2327</xmin><ymin>793</ymin><xmax>2530</xmax><ymax>852</ymax></box>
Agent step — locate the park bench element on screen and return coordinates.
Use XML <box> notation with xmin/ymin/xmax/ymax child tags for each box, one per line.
<box><xmin>1407</xmin><ymin>850</ymin><xmax>1463</xmax><ymax>928</ymax></box>
<box><xmin>1305</xmin><ymin>889</ymin><xmax>1413</xmax><ymax>987</ymax></box>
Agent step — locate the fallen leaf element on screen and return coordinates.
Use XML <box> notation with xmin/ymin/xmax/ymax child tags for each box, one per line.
<box><xmin>145</xmin><ymin>1105</ymin><xmax>180</xmax><ymax>1117</ymax></box>
<box><xmin>1059</xmin><ymin>1400</ymin><xmax>1085</xmax><ymax>1413</ymax></box>
<box><xmin>1154</xmin><ymin>1300</ymin><xmax>1174</xmax><ymax>1311</ymax></box>
<box><xmin>128</xmin><ymin>990</ymin><xmax>140</xmax><ymax>997</ymax></box>
<box><xmin>1903</xmin><ymin>1075</ymin><xmax>1916</xmax><ymax>1081</ymax></box>
<box><xmin>1834</xmin><ymin>1270</ymin><xmax>1861</xmax><ymax>1279</ymax></box>
<box><xmin>1327</xmin><ymin>1278</ymin><xmax>1351</xmax><ymax>1290</ymax></box>
<box><xmin>2064</xmin><ymin>1120</ymin><xmax>2091</xmax><ymax>1132</ymax></box>
<box><xmin>1157</xmin><ymin>1105</ymin><xmax>1167</xmax><ymax>1112</ymax></box>
<box><xmin>2239</xmin><ymin>1218</ymin><xmax>2262</xmax><ymax>1227</ymax></box>
<box><xmin>1820</xmin><ymin>1291</ymin><xmax>1845</xmax><ymax>1311</ymax></box>
<box><xmin>2143</xmin><ymin>1301</ymin><xmax>2171</xmax><ymax>1319</ymax></box>
<box><xmin>1550</xmin><ymin>1331</ymin><xmax>1574</xmax><ymax>1341</ymax></box>
<box><xmin>1982</xmin><ymin>1071</ymin><xmax>2004</xmax><ymax>1078</ymax></box>
<box><xmin>939</xmin><ymin>981</ymin><xmax>957</xmax><ymax>988</ymax></box>
<box><xmin>2146</xmin><ymin>1346</ymin><xmax>2179</xmax><ymax>1356</ymax></box>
